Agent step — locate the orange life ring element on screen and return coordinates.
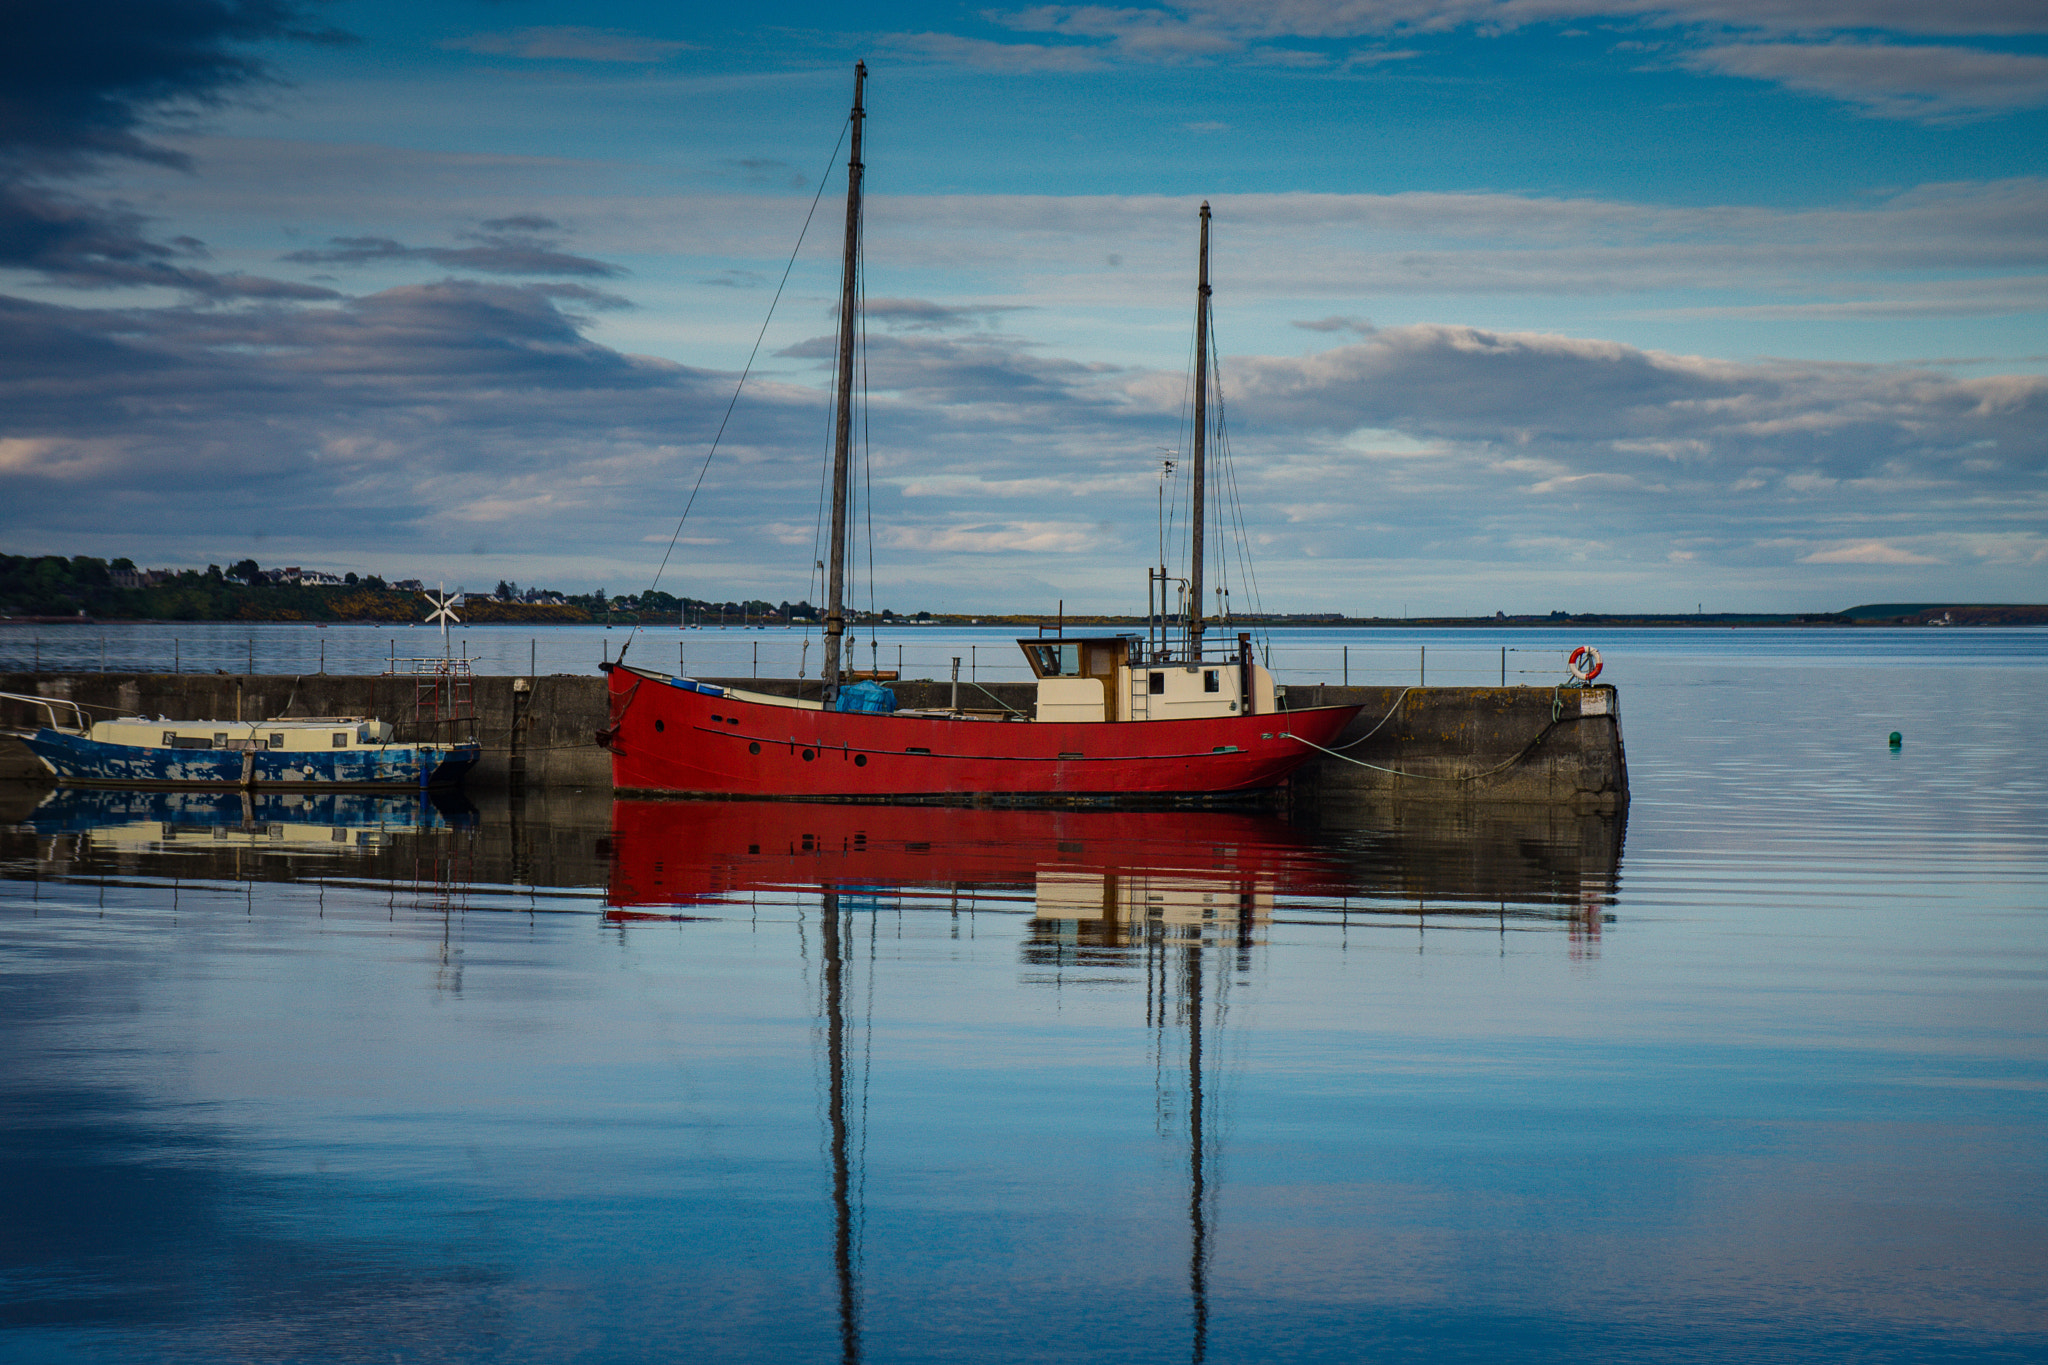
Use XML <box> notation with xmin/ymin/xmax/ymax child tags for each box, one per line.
<box><xmin>1568</xmin><ymin>646</ymin><xmax>1603</xmax><ymax>682</ymax></box>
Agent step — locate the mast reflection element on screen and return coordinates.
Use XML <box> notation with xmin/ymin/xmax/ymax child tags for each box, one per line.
<box><xmin>605</xmin><ymin>796</ymin><xmax>1623</xmax><ymax>1362</ymax></box>
<box><xmin>820</xmin><ymin>891</ymin><xmax>862</xmax><ymax>1365</ymax></box>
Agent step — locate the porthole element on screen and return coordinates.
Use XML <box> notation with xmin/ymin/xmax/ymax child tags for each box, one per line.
<box><xmin>654</xmin><ymin>719</ymin><xmax>665</xmax><ymax>732</ymax></box>
<box><xmin>801</xmin><ymin>748</ymin><xmax>816</xmax><ymax>762</ymax></box>
<box><xmin>854</xmin><ymin>753</ymin><xmax>867</xmax><ymax>767</ymax></box>
<box><xmin>748</xmin><ymin>741</ymin><xmax>761</xmax><ymax>755</ymax></box>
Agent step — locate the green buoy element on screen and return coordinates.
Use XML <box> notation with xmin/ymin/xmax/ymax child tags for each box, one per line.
<box><xmin>1888</xmin><ymin>731</ymin><xmax>1902</xmax><ymax>748</ymax></box>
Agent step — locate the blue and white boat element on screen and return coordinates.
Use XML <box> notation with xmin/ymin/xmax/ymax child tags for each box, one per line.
<box><xmin>1</xmin><ymin>693</ymin><xmax>479</xmax><ymax>790</ymax></box>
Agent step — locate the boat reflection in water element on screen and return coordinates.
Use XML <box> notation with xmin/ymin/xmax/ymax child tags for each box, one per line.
<box><xmin>604</xmin><ymin>797</ymin><xmax>1622</xmax><ymax>942</ymax></box>
<box><xmin>0</xmin><ymin>786</ymin><xmax>1621</xmax><ymax>1363</ymax></box>
<box><xmin>20</xmin><ymin>785</ymin><xmax>477</xmax><ymax>844</ymax></box>
<box><xmin>606</xmin><ymin>796</ymin><xmax>1625</xmax><ymax>1364</ymax></box>
<box><xmin>5</xmin><ymin>784</ymin><xmax>484</xmax><ymax>914</ymax></box>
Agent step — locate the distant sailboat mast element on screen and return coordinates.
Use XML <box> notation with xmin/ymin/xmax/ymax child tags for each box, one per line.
<box><xmin>822</xmin><ymin>62</ymin><xmax>866</xmax><ymax>703</ymax></box>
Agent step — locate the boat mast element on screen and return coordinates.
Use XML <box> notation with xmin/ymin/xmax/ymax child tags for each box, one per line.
<box><xmin>822</xmin><ymin>62</ymin><xmax>866</xmax><ymax>701</ymax></box>
<box><xmin>1188</xmin><ymin>202</ymin><xmax>1210</xmax><ymax>659</ymax></box>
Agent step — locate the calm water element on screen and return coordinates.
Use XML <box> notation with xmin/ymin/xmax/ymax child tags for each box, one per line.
<box><xmin>2</xmin><ymin>630</ymin><xmax>2044</xmax><ymax>1363</ymax></box>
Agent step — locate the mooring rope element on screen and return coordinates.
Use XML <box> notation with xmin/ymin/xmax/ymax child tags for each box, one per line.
<box><xmin>1283</xmin><ymin>710</ymin><xmax>1589</xmax><ymax>783</ymax></box>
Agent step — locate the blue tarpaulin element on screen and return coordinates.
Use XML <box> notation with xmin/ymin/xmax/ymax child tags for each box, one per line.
<box><xmin>834</xmin><ymin>681</ymin><xmax>897</xmax><ymax>714</ymax></box>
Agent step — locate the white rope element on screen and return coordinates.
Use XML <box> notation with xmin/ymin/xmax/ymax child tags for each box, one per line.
<box><xmin>1318</xmin><ymin>685</ymin><xmax>1412</xmax><ymax>752</ymax></box>
<box><xmin>1282</xmin><ymin>717</ymin><xmax>1572</xmax><ymax>783</ymax></box>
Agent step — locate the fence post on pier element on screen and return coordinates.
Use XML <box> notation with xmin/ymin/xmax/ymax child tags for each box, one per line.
<box><xmin>1343</xmin><ymin>645</ymin><xmax>1348</xmax><ymax>686</ymax></box>
<box><xmin>951</xmin><ymin>657</ymin><xmax>960</xmax><ymax>713</ymax></box>
<box><xmin>319</xmin><ymin>638</ymin><xmax>324</xmax><ymax>674</ymax></box>
<box><xmin>248</xmin><ymin>637</ymin><xmax>254</xmax><ymax>674</ymax></box>
<box><xmin>752</xmin><ymin>641</ymin><xmax>758</xmax><ymax>679</ymax></box>
<box><xmin>1420</xmin><ymin>645</ymin><xmax>1425</xmax><ymax>686</ymax></box>
<box><xmin>1501</xmin><ymin>646</ymin><xmax>1506</xmax><ymax>687</ymax></box>
<box><xmin>174</xmin><ymin>639</ymin><xmax>179</xmax><ymax>674</ymax></box>
<box><xmin>970</xmin><ymin>645</ymin><xmax>976</xmax><ymax>681</ymax></box>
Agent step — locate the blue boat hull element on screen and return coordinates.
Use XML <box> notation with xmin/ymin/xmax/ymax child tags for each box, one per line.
<box><xmin>20</xmin><ymin>729</ymin><xmax>481</xmax><ymax>790</ymax></box>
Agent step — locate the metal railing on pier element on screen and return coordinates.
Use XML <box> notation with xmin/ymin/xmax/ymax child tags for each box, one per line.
<box><xmin>0</xmin><ymin>624</ymin><xmax>1590</xmax><ymax>689</ymax></box>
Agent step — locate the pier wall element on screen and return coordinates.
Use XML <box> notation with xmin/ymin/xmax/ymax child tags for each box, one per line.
<box><xmin>0</xmin><ymin>674</ymin><xmax>1625</xmax><ymax>808</ymax></box>
<box><xmin>1281</xmin><ymin>682</ymin><xmax>1627</xmax><ymax>811</ymax></box>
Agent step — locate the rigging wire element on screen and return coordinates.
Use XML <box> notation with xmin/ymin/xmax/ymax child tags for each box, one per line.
<box><xmin>1208</xmin><ymin>314</ymin><xmax>1271</xmax><ymax>659</ymax></box>
<box><xmin>622</xmin><ymin>112</ymin><xmax>852</xmax><ymax>666</ymax></box>
<box><xmin>804</xmin><ymin>345</ymin><xmax>838</xmax><ymax>664</ymax></box>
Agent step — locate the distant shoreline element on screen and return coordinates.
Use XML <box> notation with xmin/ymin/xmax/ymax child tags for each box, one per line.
<box><xmin>9</xmin><ymin>607</ymin><xmax>2045</xmax><ymax>629</ymax></box>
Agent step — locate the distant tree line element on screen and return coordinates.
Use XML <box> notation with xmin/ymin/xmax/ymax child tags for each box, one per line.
<box><xmin>0</xmin><ymin>555</ymin><xmax>942</xmax><ymax>625</ymax></box>
<box><xmin>0</xmin><ymin>555</ymin><xmax>590</xmax><ymax>623</ymax></box>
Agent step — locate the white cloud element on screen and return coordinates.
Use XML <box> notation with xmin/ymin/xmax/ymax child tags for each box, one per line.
<box><xmin>1799</xmin><ymin>541</ymin><xmax>1944</xmax><ymax>564</ymax></box>
<box><xmin>880</xmin><ymin>521</ymin><xmax>1102</xmax><ymax>553</ymax></box>
<box><xmin>890</xmin><ymin>1</ymin><xmax>2048</xmax><ymax>119</ymax></box>
<box><xmin>1687</xmin><ymin>41</ymin><xmax>2048</xmax><ymax>122</ymax></box>
<box><xmin>0</xmin><ymin>437</ymin><xmax>128</xmax><ymax>481</ymax></box>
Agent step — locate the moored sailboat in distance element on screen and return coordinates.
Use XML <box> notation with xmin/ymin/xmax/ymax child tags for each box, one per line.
<box><xmin>600</xmin><ymin>63</ymin><xmax>1359</xmax><ymax>802</ymax></box>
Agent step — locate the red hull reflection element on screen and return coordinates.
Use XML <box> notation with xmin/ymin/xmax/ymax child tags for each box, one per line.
<box><xmin>605</xmin><ymin>798</ymin><xmax>1341</xmax><ymax>915</ymax></box>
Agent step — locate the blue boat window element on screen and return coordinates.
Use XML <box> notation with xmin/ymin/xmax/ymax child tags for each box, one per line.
<box><xmin>331</xmin><ymin>732</ymin><xmax>348</xmax><ymax>749</ymax></box>
<box><xmin>161</xmin><ymin>731</ymin><xmax>175</xmax><ymax>745</ymax></box>
<box><xmin>212</xmin><ymin>733</ymin><xmax>227</xmax><ymax>747</ymax></box>
<box><xmin>270</xmin><ymin>733</ymin><xmax>285</xmax><ymax>748</ymax></box>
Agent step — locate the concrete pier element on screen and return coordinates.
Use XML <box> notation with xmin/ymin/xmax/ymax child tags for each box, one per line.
<box><xmin>0</xmin><ymin>673</ymin><xmax>1626</xmax><ymax>807</ymax></box>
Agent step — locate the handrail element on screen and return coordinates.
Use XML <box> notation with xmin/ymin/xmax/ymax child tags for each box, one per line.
<box><xmin>0</xmin><ymin>691</ymin><xmax>89</xmax><ymax>733</ymax></box>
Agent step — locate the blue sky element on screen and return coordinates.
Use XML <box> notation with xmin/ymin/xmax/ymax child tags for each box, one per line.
<box><xmin>2</xmin><ymin>0</ymin><xmax>2043</xmax><ymax>613</ymax></box>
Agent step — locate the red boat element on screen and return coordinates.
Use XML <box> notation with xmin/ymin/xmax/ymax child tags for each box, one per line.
<box><xmin>602</xmin><ymin>635</ymin><xmax>1359</xmax><ymax>800</ymax></box>
<box><xmin>602</xmin><ymin>67</ymin><xmax>1358</xmax><ymax>802</ymax></box>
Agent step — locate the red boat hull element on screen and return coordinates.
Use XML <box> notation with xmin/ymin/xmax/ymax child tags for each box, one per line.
<box><xmin>602</xmin><ymin>665</ymin><xmax>1360</xmax><ymax>801</ymax></box>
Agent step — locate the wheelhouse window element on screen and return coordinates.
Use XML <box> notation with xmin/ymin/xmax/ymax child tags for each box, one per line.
<box><xmin>1027</xmin><ymin>643</ymin><xmax>1084</xmax><ymax>676</ymax></box>
<box><xmin>1203</xmin><ymin>670</ymin><xmax>1220</xmax><ymax>693</ymax></box>
<box><xmin>270</xmin><ymin>733</ymin><xmax>285</xmax><ymax>748</ymax></box>
<box><xmin>1148</xmin><ymin>672</ymin><xmax>1165</xmax><ymax>695</ymax></box>
<box><xmin>331</xmin><ymin>732</ymin><xmax>348</xmax><ymax>749</ymax></box>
